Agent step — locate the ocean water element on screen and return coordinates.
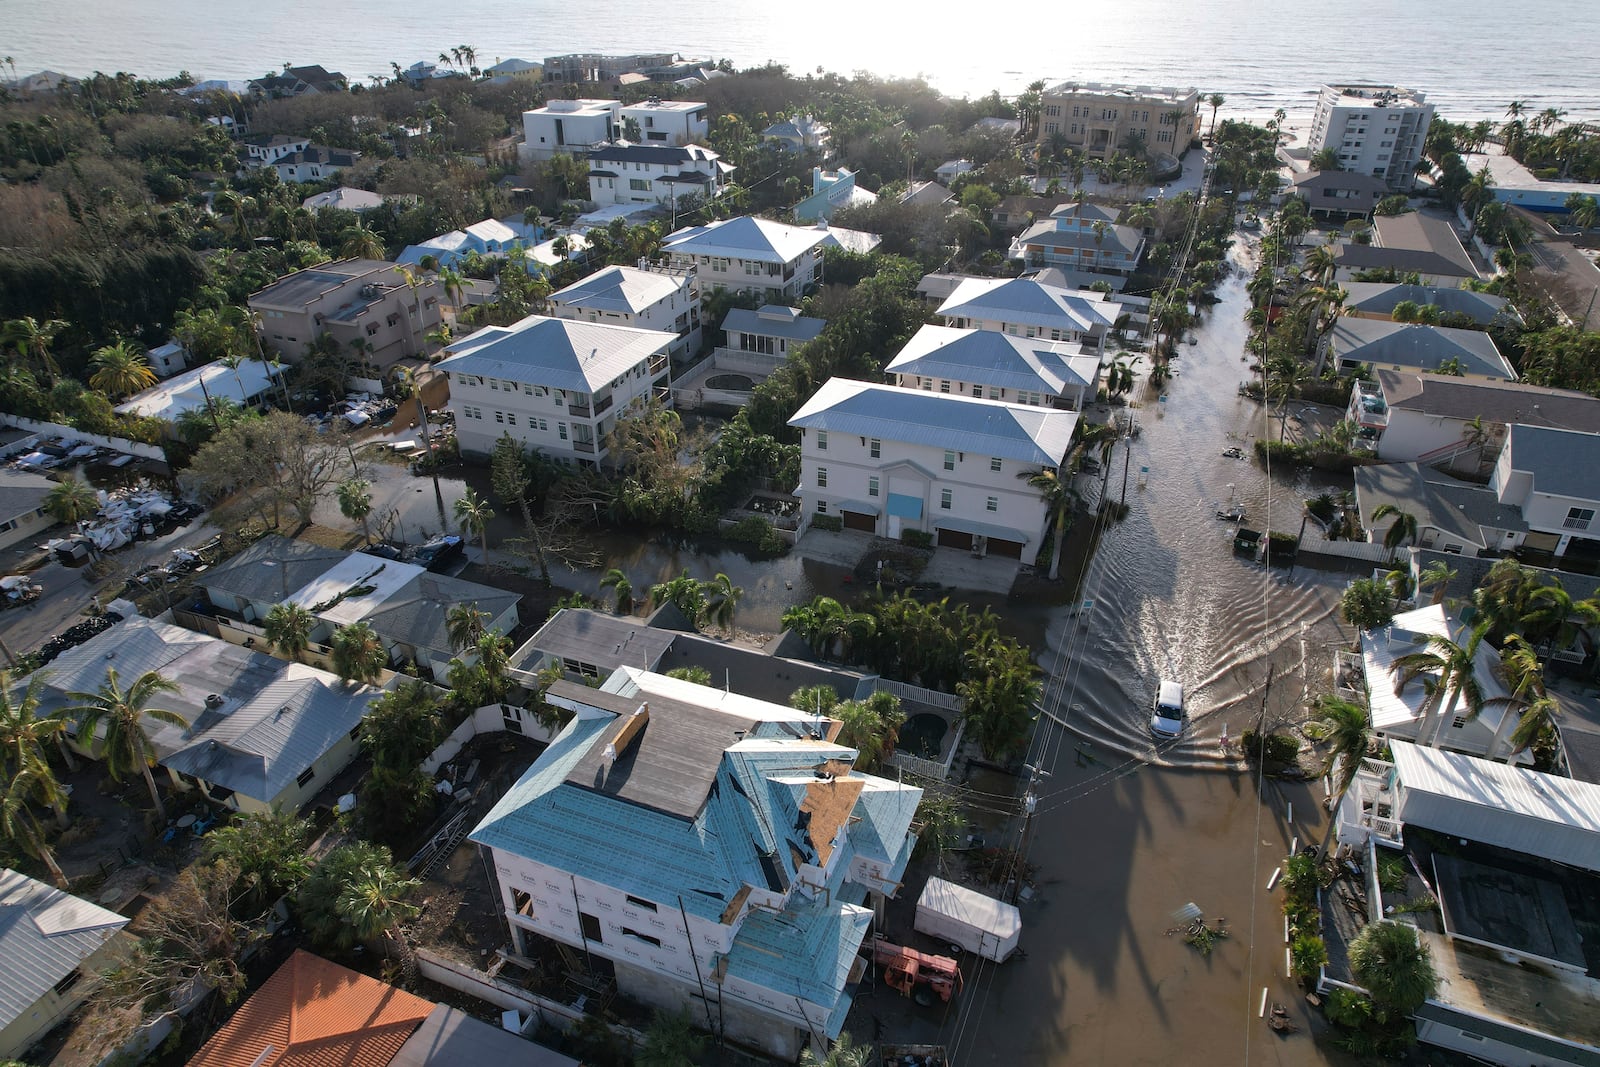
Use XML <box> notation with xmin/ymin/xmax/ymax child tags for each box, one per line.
<box><xmin>4</xmin><ymin>0</ymin><xmax>1599</xmax><ymax>123</ymax></box>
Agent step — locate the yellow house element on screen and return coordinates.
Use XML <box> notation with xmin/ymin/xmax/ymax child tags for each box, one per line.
<box><xmin>0</xmin><ymin>869</ymin><xmax>132</xmax><ymax>1060</ymax></box>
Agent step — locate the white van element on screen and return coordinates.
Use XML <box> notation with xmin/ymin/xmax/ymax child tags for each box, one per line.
<box><xmin>1150</xmin><ymin>679</ymin><xmax>1185</xmax><ymax>739</ymax></box>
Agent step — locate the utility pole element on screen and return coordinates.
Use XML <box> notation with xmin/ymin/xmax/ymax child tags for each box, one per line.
<box><xmin>1011</xmin><ymin>762</ymin><xmax>1052</xmax><ymax>902</ymax></box>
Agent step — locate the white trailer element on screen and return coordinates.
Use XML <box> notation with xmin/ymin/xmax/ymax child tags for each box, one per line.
<box><xmin>914</xmin><ymin>877</ymin><xmax>1022</xmax><ymax>962</ymax></box>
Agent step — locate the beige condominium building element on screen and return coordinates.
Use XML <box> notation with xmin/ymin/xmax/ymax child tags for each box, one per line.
<box><xmin>1038</xmin><ymin>82</ymin><xmax>1199</xmax><ymax>160</ymax></box>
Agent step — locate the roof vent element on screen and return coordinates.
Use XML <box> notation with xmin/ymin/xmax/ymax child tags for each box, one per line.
<box><xmin>205</xmin><ymin>694</ymin><xmax>225</xmax><ymax>708</ymax></box>
<box><xmin>105</xmin><ymin>651</ymin><xmax>116</xmax><ymax>660</ymax></box>
<box><xmin>276</xmin><ymin>706</ymin><xmax>291</xmax><ymax>719</ymax></box>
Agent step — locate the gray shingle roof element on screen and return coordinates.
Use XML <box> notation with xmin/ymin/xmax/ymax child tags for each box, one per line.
<box><xmin>1505</xmin><ymin>424</ymin><xmax>1600</xmax><ymax>500</ymax></box>
<box><xmin>788</xmin><ymin>378</ymin><xmax>1077</xmax><ymax>466</ymax></box>
<box><xmin>1013</xmin><ymin>218</ymin><xmax>1142</xmax><ymax>257</ymax></box>
<box><xmin>0</xmin><ymin>870</ymin><xmax>128</xmax><ymax>1034</ymax></box>
<box><xmin>200</xmin><ymin>535</ymin><xmax>348</xmax><ymax>608</ymax></box>
<box><xmin>438</xmin><ymin>315</ymin><xmax>675</xmax><ymax>392</ymax></box>
<box><xmin>1377</xmin><ymin>369</ymin><xmax>1600</xmax><ymax>428</ymax></box>
<box><xmin>1374</xmin><ymin>213</ymin><xmax>1477</xmax><ymax>275</ymax></box>
<box><xmin>0</xmin><ymin>470</ymin><xmax>54</xmax><ymax>524</ymax></box>
<box><xmin>1342</xmin><ymin>282</ymin><xmax>1509</xmax><ymax>324</ymax></box>
<box><xmin>588</xmin><ymin>143</ymin><xmax>720</xmax><ymax>166</ymax></box>
<box><xmin>1330</xmin><ymin>319</ymin><xmax>1514</xmax><ymax>378</ymax></box>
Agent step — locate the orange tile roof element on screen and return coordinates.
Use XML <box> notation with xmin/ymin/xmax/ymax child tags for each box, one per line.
<box><xmin>187</xmin><ymin>950</ymin><xmax>434</xmax><ymax>1067</ymax></box>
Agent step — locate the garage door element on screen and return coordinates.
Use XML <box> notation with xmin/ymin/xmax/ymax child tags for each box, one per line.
<box><xmin>937</xmin><ymin>527</ymin><xmax>973</xmax><ymax>551</ymax></box>
<box><xmin>843</xmin><ymin>510</ymin><xmax>876</xmax><ymax>532</ymax></box>
<box><xmin>989</xmin><ymin>538</ymin><xmax>1024</xmax><ymax>559</ymax></box>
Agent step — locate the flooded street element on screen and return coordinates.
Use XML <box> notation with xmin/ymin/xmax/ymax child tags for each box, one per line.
<box><xmin>947</xmin><ymin>230</ymin><xmax>1358</xmax><ymax>1065</ymax></box>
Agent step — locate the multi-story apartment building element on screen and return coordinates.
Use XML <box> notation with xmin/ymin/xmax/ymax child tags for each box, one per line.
<box><xmin>1038</xmin><ymin>82</ymin><xmax>1199</xmax><ymax>160</ymax></box>
<box><xmin>585</xmin><ymin>143</ymin><xmax>728</xmax><ymax>208</ymax></box>
<box><xmin>664</xmin><ymin>216</ymin><xmax>829</xmax><ymax>304</ymax></box>
<box><xmin>548</xmin><ymin>264</ymin><xmax>701</xmax><ymax>360</ymax></box>
<box><xmin>788</xmin><ymin>378</ymin><xmax>1077</xmax><ymax>562</ymax></box>
<box><xmin>470</xmin><ymin>667</ymin><xmax>921</xmax><ymax>1061</ymax></box>
<box><xmin>886</xmin><ymin>323</ymin><xmax>1103</xmax><ymax>411</ymax></box>
<box><xmin>519</xmin><ymin>99</ymin><xmax>620</xmax><ymax>162</ymax></box>
<box><xmin>541</xmin><ymin>53</ymin><xmax>710</xmax><ymax>86</ymax></box>
<box><xmin>620</xmin><ymin>99</ymin><xmax>709</xmax><ymax>145</ymax></box>
<box><xmin>1307</xmin><ymin>84</ymin><xmax>1435</xmax><ymax>190</ymax></box>
<box><xmin>936</xmin><ymin>276</ymin><xmax>1119</xmax><ymax>351</ymax></box>
<box><xmin>437</xmin><ymin>315</ymin><xmax>674</xmax><ymax>465</ymax></box>
<box><xmin>248</xmin><ymin>258</ymin><xmax>441</xmax><ymax>375</ymax></box>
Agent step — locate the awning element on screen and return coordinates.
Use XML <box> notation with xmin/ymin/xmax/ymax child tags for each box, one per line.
<box><xmin>588</xmin><ymin>170</ymin><xmax>619</xmax><ymax>178</ymax></box>
<box><xmin>932</xmin><ymin>515</ymin><xmax>1031</xmax><ymax>544</ymax></box>
<box><xmin>832</xmin><ymin>499</ymin><xmax>881</xmax><ymax>517</ymax></box>
<box><xmin>887</xmin><ymin>493</ymin><xmax>923</xmax><ymax>520</ymax></box>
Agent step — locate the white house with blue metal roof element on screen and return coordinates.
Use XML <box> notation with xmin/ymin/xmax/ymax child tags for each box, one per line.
<box><xmin>936</xmin><ymin>276</ymin><xmax>1119</xmax><ymax>352</ymax></box>
<box><xmin>470</xmin><ymin>668</ymin><xmax>921</xmax><ymax>1060</ymax></box>
<box><xmin>437</xmin><ymin>315</ymin><xmax>675</xmax><ymax>463</ymax></box>
<box><xmin>664</xmin><ymin>216</ymin><xmax>829</xmax><ymax>304</ymax></box>
<box><xmin>548</xmin><ymin>264</ymin><xmax>701</xmax><ymax>359</ymax></box>
<box><xmin>886</xmin><ymin>323</ymin><xmax>1103</xmax><ymax>411</ymax></box>
<box><xmin>787</xmin><ymin>378</ymin><xmax>1078</xmax><ymax>562</ymax></box>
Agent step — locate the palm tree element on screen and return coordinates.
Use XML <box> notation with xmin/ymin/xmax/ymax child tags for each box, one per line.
<box><xmin>336</xmin><ymin>864</ymin><xmax>421</xmax><ymax>957</ymax></box>
<box><xmin>1392</xmin><ymin>623</ymin><xmax>1491</xmax><ymax>748</ymax></box>
<box><xmin>1370</xmin><ymin>503</ymin><xmax>1417</xmax><ymax>559</ymax></box>
<box><xmin>43</xmin><ymin>478</ymin><xmax>100</xmax><ymax>526</ymax></box>
<box><xmin>330</xmin><ymin>622</ymin><xmax>387</xmax><ymax>684</ymax></box>
<box><xmin>834</xmin><ymin>700</ymin><xmax>891</xmax><ymax>772</ymax></box>
<box><xmin>637</xmin><ymin>1009</ymin><xmax>705</xmax><ymax>1067</ymax></box>
<box><xmin>1306</xmin><ymin>695</ymin><xmax>1372</xmax><ymax>847</ymax></box>
<box><xmin>263</xmin><ymin>602</ymin><xmax>315</xmax><ymax>661</ymax></box>
<box><xmin>1472</xmin><ymin>559</ymin><xmax>1542</xmax><ymax>645</ymax></box>
<box><xmin>88</xmin><ymin>340</ymin><xmax>158</xmax><ymax>399</ymax></box>
<box><xmin>1522</xmin><ymin>583</ymin><xmax>1600</xmax><ymax>655</ymax></box>
<box><xmin>339</xmin><ymin>225</ymin><xmax>385</xmax><ymax>260</ymax></box>
<box><xmin>0</xmin><ymin>671</ymin><xmax>72</xmax><ymax>830</ymax></box>
<box><xmin>699</xmin><ymin>573</ymin><xmax>743</xmax><ymax>635</ymax></box>
<box><xmin>801</xmin><ymin>1031</ymin><xmax>871</xmax><ymax>1067</ymax></box>
<box><xmin>445</xmin><ymin>603</ymin><xmax>489</xmax><ymax>652</ymax></box>
<box><xmin>1348</xmin><ymin>921</ymin><xmax>1436</xmax><ymax>1017</ymax></box>
<box><xmin>3</xmin><ymin>316</ymin><xmax>68</xmax><ymax>376</ymax></box>
<box><xmin>336</xmin><ymin>478</ymin><xmax>373</xmax><ymax>542</ymax></box>
<box><xmin>1418</xmin><ymin>560</ymin><xmax>1458</xmax><ymax>606</ymax></box>
<box><xmin>64</xmin><ymin>668</ymin><xmax>189</xmax><ymax>822</ymax></box>
<box><xmin>1567</xmin><ymin>192</ymin><xmax>1599</xmax><ymax>232</ymax></box>
<box><xmin>1206</xmin><ymin>93</ymin><xmax>1225</xmax><ymax>138</ymax></box>
<box><xmin>649</xmin><ymin>574</ymin><xmax>706</xmax><ymax>626</ymax></box>
<box><xmin>2</xmin><ymin>766</ymin><xmax>71</xmax><ymax>888</ymax></box>
<box><xmin>599</xmin><ymin>568</ymin><xmax>634</xmax><ymax>614</ymax></box>
<box><xmin>453</xmin><ymin>487</ymin><xmax>494</xmax><ymax>564</ymax></box>
<box><xmin>1019</xmin><ymin>466</ymin><xmax>1073</xmax><ymax>581</ymax></box>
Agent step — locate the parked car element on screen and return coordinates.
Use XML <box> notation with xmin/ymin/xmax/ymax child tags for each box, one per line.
<box><xmin>360</xmin><ymin>543</ymin><xmax>404</xmax><ymax>562</ymax></box>
<box><xmin>414</xmin><ymin>534</ymin><xmax>463</xmax><ymax>571</ymax></box>
<box><xmin>1150</xmin><ymin>679</ymin><xmax>1185</xmax><ymax>739</ymax></box>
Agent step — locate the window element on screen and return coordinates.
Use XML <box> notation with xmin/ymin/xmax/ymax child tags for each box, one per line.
<box><xmin>511</xmin><ymin>887</ymin><xmax>534</xmax><ymax>917</ymax></box>
<box><xmin>490</xmin><ymin>379</ymin><xmax>500</xmax><ymax>391</ymax></box>
<box><xmin>53</xmin><ymin>970</ymin><xmax>83</xmax><ymax>997</ymax></box>
<box><xmin>870</xmin><ymin>438</ymin><xmax>881</xmax><ymax>458</ymax></box>
<box><xmin>1564</xmin><ymin>507</ymin><xmax>1594</xmax><ymax>530</ymax></box>
<box><xmin>558</xmin><ymin>422</ymin><xmax>568</xmax><ymax>440</ymax></box>
<box><xmin>816</xmin><ymin>430</ymin><xmax>828</xmax><ymax>450</ymax></box>
<box><xmin>507</xmin><ymin>413</ymin><xmax>517</xmax><ymax>426</ymax></box>
<box><xmin>295</xmin><ymin>767</ymin><xmax>316</xmax><ymax>788</ymax></box>
<box><xmin>868</xmin><ymin>476</ymin><xmax>880</xmax><ymax>498</ymax></box>
<box><xmin>625</xmin><ymin>894</ymin><xmax>658</xmax><ymax>912</ymax></box>
<box><xmin>944</xmin><ymin>450</ymin><xmax>956</xmax><ymax>471</ymax></box>
<box><xmin>623</xmin><ymin>927</ymin><xmax>662</xmax><ymax>948</ymax></box>
<box><xmin>816</xmin><ymin>500</ymin><xmax>828</xmax><ymax>514</ymax></box>
<box><xmin>629</xmin><ymin>178</ymin><xmax>651</xmax><ymax>191</ymax></box>
<box><xmin>580</xmin><ymin>912</ymin><xmax>603</xmax><ymax>944</ymax></box>
<box><xmin>991</xmin><ymin>456</ymin><xmax>1003</xmax><ymax>472</ymax></box>
<box><xmin>940</xmin><ymin>488</ymin><xmax>952</xmax><ymax>510</ymax></box>
<box><xmin>365</xmin><ymin>322</ymin><xmax>379</xmax><ymax>336</ymax></box>
<box><xmin>816</xmin><ymin>467</ymin><xmax>828</xmax><ymax>488</ymax></box>
<box><xmin>1451</xmin><ymin>715</ymin><xmax>1467</xmax><ymax>729</ymax></box>
<box><xmin>494</xmin><ymin>411</ymin><xmax>505</xmax><ymax>423</ymax></box>
<box><xmin>986</xmin><ymin>496</ymin><xmax>999</xmax><ymax>513</ymax></box>
<box><xmin>348</xmin><ymin>724</ymin><xmax>361</xmax><ymax>741</ymax></box>
<box><xmin>939</xmin><ymin>379</ymin><xmax>951</xmax><ymax>393</ymax></box>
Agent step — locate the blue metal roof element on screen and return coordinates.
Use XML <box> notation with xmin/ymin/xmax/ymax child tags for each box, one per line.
<box><xmin>723</xmin><ymin>891</ymin><xmax>873</xmax><ymax>1010</ymax></box>
<box><xmin>937</xmin><ymin>277</ymin><xmax>1118</xmax><ymax>334</ymax></box>
<box><xmin>789</xmin><ymin>379</ymin><xmax>1077</xmax><ymax>466</ymax></box>
<box><xmin>886</xmin><ymin>323</ymin><xmax>1101</xmax><ymax>396</ymax></box>
<box><xmin>721</xmin><ymin>306</ymin><xmax>826</xmax><ymax>344</ymax></box>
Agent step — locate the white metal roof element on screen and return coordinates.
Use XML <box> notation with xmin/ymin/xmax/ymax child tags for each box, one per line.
<box><xmin>1359</xmin><ymin>604</ymin><xmax>1511</xmax><ymax>735</ymax></box>
<box><xmin>1391</xmin><ymin>740</ymin><xmax>1600</xmax><ymax>870</ymax></box>
<box><xmin>788</xmin><ymin>378</ymin><xmax>1077</xmax><ymax>466</ymax></box>
<box><xmin>550</xmin><ymin>265</ymin><xmax>688</xmax><ymax>316</ymax></box>
<box><xmin>0</xmin><ymin>870</ymin><xmax>128</xmax><ymax>1033</ymax></box>
<box><xmin>664</xmin><ymin>215</ymin><xmax>829</xmax><ymax>264</ymax></box>
<box><xmin>285</xmin><ymin>552</ymin><xmax>426</xmax><ymax>626</ymax></box>
<box><xmin>114</xmin><ymin>357</ymin><xmax>281</xmax><ymax>420</ymax></box>
<box><xmin>438</xmin><ymin>315</ymin><xmax>674</xmax><ymax>393</ymax></box>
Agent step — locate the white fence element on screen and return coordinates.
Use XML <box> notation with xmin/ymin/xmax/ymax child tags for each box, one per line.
<box><xmin>421</xmin><ymin>703</ymin><xmax>559</xmax><ymax>775</ymax></box>
<box><xmin>2</xmin><ymin>415</ymin><xmax>168</xmax><ymax>461</ymax></box>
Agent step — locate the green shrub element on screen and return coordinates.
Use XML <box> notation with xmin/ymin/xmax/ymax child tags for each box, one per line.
<box><xmin>1241</xmin><ymin>729</ymin><xmax>1301</xmax><ymax>764</ymax></box>
<box><xmin>1292</xmin><ymin>933</ymin><xmax>1329</xmax><ymax>978</ymax></box>
<box><xmin>727</xmin><ymin>514</ymin><xmax>787</xmax><ymax>554</ymax></box>
<box><xmin>902</xmin><ymin>528</ymin><xmax>933</xmax><ymax>549</ymax></box>
<box><xmin>811</xmin><ymin>513</ymin><xmax>843</xmax><ymax>533</ymax></box>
